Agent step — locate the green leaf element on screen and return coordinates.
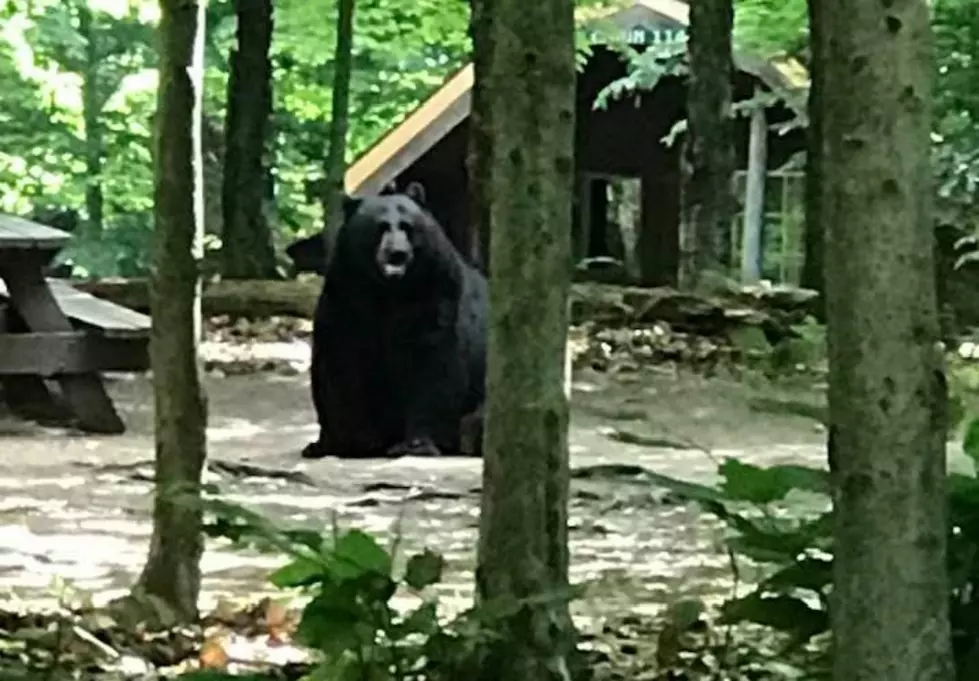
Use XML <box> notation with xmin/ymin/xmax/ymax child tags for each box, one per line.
<box><xmin>398</xmin><ymin>601</ymin><xmax>440</xmax><ymax>638</ymax></box>
<box><xmin>328</xmin><ymin>529</ymin><xmax>393</xmax><ymax>580</ymax></box>
<box><xmin>963</xmin><ymin>418</ymin><xmax>979</xmax><ymax>471</ymax></box>
<box><xmin>719</xmin><ymin>593</ymin><xmax>828</xmax><ymax>646</ymax></box>
<box><xmin>270</xmin><ymin>555</ymin><xmax>325</xmax><ymax>590</ymax></box>
<box><xmin>719</xmin><ymin>458</ymin><xmax>829</xmax><ymax>504</ymax></box>
<box><xmin>725</xmin><ymin>512</ymin><xmax>828</xmax><ymax>564</ymax></box>
<box><xmin>663</xmin><ymin>598</ymin><xmax>706</xmax><ymax>632</ymax></box>
<box><xmin>762</xmin><ymin>556</ymin><xmax>833</xmax><ymax>594</ymax></box>
<box><xmin>404</xmin><ymin>549</ymin><xmax>445</xmax><ymax>590</ymax></box>
<box><xmin>296</xmin><ymin>584</ymin><xmax>368</xmax><ymax>653</ymax></box>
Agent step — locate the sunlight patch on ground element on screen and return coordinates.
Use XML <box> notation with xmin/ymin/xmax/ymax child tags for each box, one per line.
<box><xmin>0</xmin><ymin>368</ymin><xmax>839</xmax><ymax>624</ymax></box>
<box><xmin>0</xmin><ymin>496</ymin><xmax>69</xmax><ymax>513</ymax></box>
<box><xmin>200</xmin><ymin>340</ymin><xmax>311</xmax><ymax>367</ymax></box>
<box><xmin>207</xmin><ymin>419</ymin><xmax>270</xmax><ymax>441</ymax></box>
<box><xmin>0</xmin><ymin>476</ymin><xmax>87</xmax><ymax>490</ymax></box>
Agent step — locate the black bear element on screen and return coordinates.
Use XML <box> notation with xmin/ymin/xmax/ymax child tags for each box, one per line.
<box><xmin>290</xmin><ymin>183</ymin><xmax>488</xmax><ymax>459</ymax></box>
<box><xmin>285</xmin><ymin>181</ymin><xmax>401</xmax><ymax>276</ymax></box>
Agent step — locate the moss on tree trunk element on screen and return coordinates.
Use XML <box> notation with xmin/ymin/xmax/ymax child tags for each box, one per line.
<box><xmin>134</xmin><ymin>0</ymin><xmax>208</xmax><ymax>624</ymax></box>
<box><xmin>819</xmin><ymin>0</ymin><xmax>954</xmax><ymax>678</ymax></box>
<box><xmin>472</xmin><ymin>0</ymin><xmax>576</xmax><ymax>676</ymax></box>
<box><xmin>322</xmin><ymin>0</ymin><xmax>355</xmax><ymax>236</ymax></box>
<box><xmin>679</xmin><ymin>0</ymin><xmax>735</xmax><ymax>289</ymax></box>
<box><xmin>220</xmin><ymin>0</ymin><xmax>276</xmax><ymax>279</ymax></box>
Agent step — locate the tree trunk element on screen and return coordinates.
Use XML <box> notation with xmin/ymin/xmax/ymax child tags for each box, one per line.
<box><xmin>679</xmin><ymin>0</ymin><xmax>735</xmax><ymax>290</ymax></box>
<box><xmin>468</xmin><ymin>0</ymin><xmax>493</xmax><ymax>271</ymax></box>
<box><xmin>79</xmin><ymin>4</ymin><xmax>105</xmax><ymax>238</ymax></box>
<box><xmin>799</xmin><ymin>0</ymin><xmax>825</xmax><ymax>317</ymax></box>
<box><xmin>133</xmin><ymin>0</ymin><xmax>208</xmax><ymax>624</ymax></box>
<box><xmin>819</xmin><ymin>1</ymin><xmax>954</xmax><ymax>679</ymax></box>
<box><xmin>321</xmin><ymin>0</ymin><xmax>355</xmax><ymax>238</ymax></box>
<box><xmin>473</xmin><ymin>0</ymin><xmax>576</xmax><ymax>676</ymax></box>
<box><xmin>220</xmin><ymin>0</ymin><xmax>277</xmax><ymax>279</ymax></box>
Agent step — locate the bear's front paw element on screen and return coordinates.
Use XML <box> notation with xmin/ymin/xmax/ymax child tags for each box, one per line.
<box><xmin>300</xmin><ymin>440</ymin><xmax>331</xmax><ymax>460</ymax></box>
<box><xmin>387</xmin><ymin>437</ymin><xmax>442</xmax><ymax>458</ymax></box>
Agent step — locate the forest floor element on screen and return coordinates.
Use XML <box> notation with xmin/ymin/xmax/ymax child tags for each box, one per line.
<box><xmin>0</xmin><ymin>324</ymin><xmax>969</xmax><ymax>678</ymax></box>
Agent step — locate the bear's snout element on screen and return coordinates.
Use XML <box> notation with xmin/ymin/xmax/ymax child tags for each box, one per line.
<box><xmin>376</xmin><ymin>227</ymin><xmax>414</xmax><ymax>278</ymax></box>
<box><xmin>386</xmin><ymin>250</ymin><xmax>409</xmax><ymax>266</ymax></box>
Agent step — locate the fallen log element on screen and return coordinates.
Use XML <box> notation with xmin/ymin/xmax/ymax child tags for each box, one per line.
<box><xmin>70</xmin><ymin>277</ymin><xmax>322</xmax><ymax>318</ymax></box>
<box><xmin>67</xmin><ymin>278</ymin><xmax>820</xmax><ymax>341</ymax></box>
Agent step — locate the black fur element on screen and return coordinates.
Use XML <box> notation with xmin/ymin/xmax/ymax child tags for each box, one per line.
<box><xmin>289</xmin><ymin>184</ymin><xmax>487</xmax><ymax>459</ymax></box>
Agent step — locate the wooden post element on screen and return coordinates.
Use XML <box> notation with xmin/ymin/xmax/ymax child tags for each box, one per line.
<box><xmin>573</xmin><ymin>174</ymin><xmax>592</xmax><ymax>263</ymax></box>
<box><xmin>740</xmin><ymin>101</ymin><xmax>768</xmax><ymax>283</ymax></box>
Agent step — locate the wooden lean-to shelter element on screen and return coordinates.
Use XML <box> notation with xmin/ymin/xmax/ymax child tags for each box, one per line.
<box><xmin>343</xmin><ymin>0</ymin><xmax>809</xmax><ymax>285</ymax></box>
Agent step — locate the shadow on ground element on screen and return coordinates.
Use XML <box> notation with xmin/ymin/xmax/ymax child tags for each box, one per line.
<box><xmin>0</xmin><ymin>343</ymin><xmax>832</xmax><ymax>623</ymax></box>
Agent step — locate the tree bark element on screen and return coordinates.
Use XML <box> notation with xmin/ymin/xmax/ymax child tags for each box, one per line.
<box><xmin>679</xmin><ymin>0</ymin><xmax>735</xmax><ymax>290</ymax></box>
<box><xmin>468</xmin><ymin>0</ymin><xmax>493</xmax><ymax>271</ymax></box>
<box><xmin>133</xmin><ymin>0</ymin><xmax>208</xmax><ymax>623</ymax></box>
<box><xmin>799</xmin><ymin>0</ymin><xmax>825</xmax><ymax>317</ymax></box>
<box><xmin>819</xmin><ymin>1</ymin><xmax>954</xmax><ymax>679</ymax></box>
<box><xmin>473</xmin><ymin>0</ymin><xmax>576</xmax><ymax>676</ymax></box>
<box><xmin>321</xmin><ymin>0</ymin><xmax>355</xmax><ymax>238</ymax></box>
<box><xmin>220</xmin><ymin>0</ymin><xmax>277</xmax><ymax>279</ymax></box>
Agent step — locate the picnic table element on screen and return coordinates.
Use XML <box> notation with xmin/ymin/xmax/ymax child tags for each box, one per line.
<box><xmin>0</xmin><ymin>214</ymin><xmax>151</xmax><ymax>434</ymax></box>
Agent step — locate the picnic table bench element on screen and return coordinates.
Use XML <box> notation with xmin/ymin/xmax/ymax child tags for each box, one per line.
<box><xmin>0</xmin><ymin>214</ymin><xmax>151</xmax><ymax>434</ymax></box>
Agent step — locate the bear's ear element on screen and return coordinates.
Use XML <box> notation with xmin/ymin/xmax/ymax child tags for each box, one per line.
<box><xmin>380</xmin><ymin>181</ymin><xmax>398</xmax><ymax>195</ymax></box>
<box><xmin>341</xmin><ymin>195</ymin><xmax>363</xmax><ymax>221</ymax></box>
<box><xmin>404</xmin><ymin>181</ymin><xmax>427</xmax><ymax>207</ymax></box>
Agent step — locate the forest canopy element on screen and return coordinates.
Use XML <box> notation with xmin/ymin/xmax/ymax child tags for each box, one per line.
<box><xmin>0</xmin><ymin>0</ymin><xmax>976</xmax><ymax>278</ymax></box>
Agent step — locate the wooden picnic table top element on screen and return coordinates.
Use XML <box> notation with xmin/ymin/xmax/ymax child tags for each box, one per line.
<box><xmin>0</xmin><ymin>214</ymin><xmax>71</xmax><ymax>250</ymax></box>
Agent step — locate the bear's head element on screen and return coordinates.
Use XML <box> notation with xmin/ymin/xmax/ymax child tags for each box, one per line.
<box><xmin>331</xmin><ymin>182</ymin><xmax>460</xmax><ymax>296</ymax></box>
<box><xmin>285</xmin><ymin>181</ymin><xmax>402</xmax><ymax>277</ymax></box>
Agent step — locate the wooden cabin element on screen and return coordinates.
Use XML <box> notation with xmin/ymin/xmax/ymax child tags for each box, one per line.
<box><xmin>342</xmin><ymin>0</ymin><xmax>810</xmax><ymax>286</ymax></box>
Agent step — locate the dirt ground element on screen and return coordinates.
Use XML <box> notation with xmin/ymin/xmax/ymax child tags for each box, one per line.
<box><xmin>0</xmin><ymin>333</ymin><xmax>863</xmax><ymax>637</ymax></box>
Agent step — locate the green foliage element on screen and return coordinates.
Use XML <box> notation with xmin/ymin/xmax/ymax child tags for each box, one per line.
<box><xmin>732</xmin><ymin>0</ymin><xmax>808</xmax><ymax>60</ymax></box>
<box><xmin>0</xmin><ymin>0</ymin><xmax>474</xmax><ymax>276</ymax></box>
<box><xmin>767</xmin><ymin>316</ymin><xmax>826</xmax><ymax>373</ymax></box>
<box><xmin>196</xmin><ymin>494</ymin><xmax>578</xmax><ymax>681</ymax></box>
<box><xmin>731</xmin><ymin>0</ymin><xmax>979</xmax><ymax>243</ymax></box>
<box><xmin>592</xmin><ymin>35</ymin><xmax>687</xmax><ymax>112</ymax></box>
<box><xmin>933</xmin><ymin>0</ymin><xmax>979</xmax><ymax>241</ymax></box>
<box><xmin>650</xmin><ymin>415</ymin><xmax>979</xmax><ymax>675</ymax></box>
<box><xmin>4</xmin><ymin>0</ymin><xmax>976</xmax><ymax>277</ymax></box>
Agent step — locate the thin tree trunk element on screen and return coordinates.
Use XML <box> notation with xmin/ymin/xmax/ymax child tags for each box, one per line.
<box><xmin>468</xmin><ymin>0</ymin><xmax>493</xmax><ymax>271</ymax></box>
<box><xmin>473</xmin><ymin>0</ymin><xmax>576</xmax><ymax>676</ymax></box>
<box><xmin>819</xmin><ymin>0</ymin><xmax>953</xmax><ymax>678</ymax></box>
<box><xmin>134</xmin><ymin>0</ymin><xmax>208</xmax><ymax>623</ymax></box>
<box><xmin>79</xmin><ymin>4</ymin><xmax>104</xmax><ymax>238</ymax></box>
<box><xmin>799</xmin><ymin>0</ymin><xmax>824</xmax><ymax>316</ymax></box>
<box><xmin>220</xmin><ymin>0</ymin><xmax>277</xmax><ymax>279</ymax></box>
<box><xmin>321</xmin><ymin>0</ymin><xmax>355</xmax><ymax>237</ymax></box>
<box><xmin>679</xmin><ymin>0</ymin><xmax>735</xmax><ymax>290</ymax></box>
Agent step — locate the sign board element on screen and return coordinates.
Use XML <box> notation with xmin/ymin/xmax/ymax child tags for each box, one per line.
<box><xmin>626</xmin><ymin>25</ymin><xmax>687</xmax><ymax>46</ymax></box>
<box><xmin>586</xmin><ymin>23</ymin><xmax>688</xmax><ymax>47</ymax></box>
